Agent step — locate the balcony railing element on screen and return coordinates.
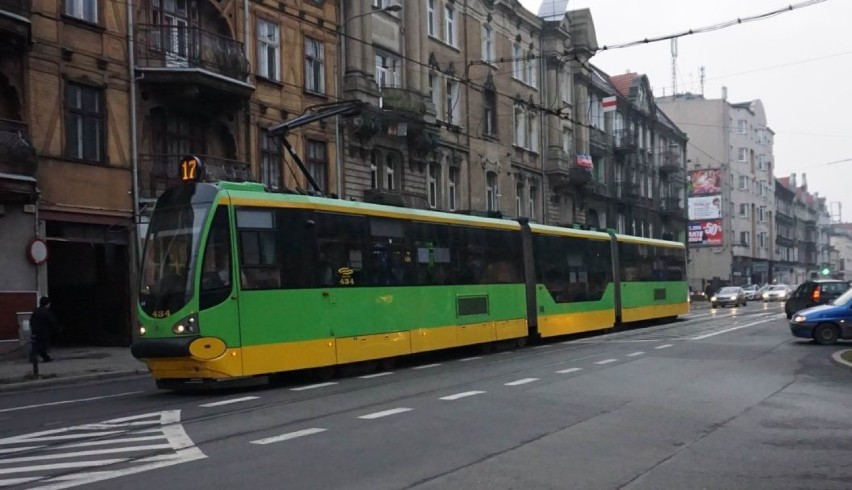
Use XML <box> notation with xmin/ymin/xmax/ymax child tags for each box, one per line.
<box><xmin>659</xmin><ymin>150</ymin><xmax>682</xmax><ymax>172</ymax></box>
<box><xmin>135</xmin><ymin>24</ymin><xmax>250</xmax><ymax>81</ymax></box>
<box><xmin>139</xmin><ymin>154</ymin><xmax>252</xmax><ymax>199</ymax></box>
<box><xmin>615</xmin><ymin>180</ymin><xmax>640</xmax><ymax>200</ymax></box>
<box><xmin>380</xmin><ymin>87</ymin><xmax>427</xmax><ymax>117</ymax></box>
<box><xmin>613</xmin><ymin>129</ymin><xmax>637</xmax><ymax>152</ymax></box>
<box><xmin>660</xmin><ymin>196</ymin><xmax>683</xmax><ymax>214</ymax></box>
<box><xmin>0</xmin><ymin>118</ymin><xmax>36</xmax><ymax>175</ymax></box>
<box><xmin>589</xmin><ymin>127</ymin><xmax>610</xmax><ymax>151</ymax></box>
<box><xmin>0</xmin><ymin>0</ymin><xmax>30</xmax><ymax>17</ymax></box>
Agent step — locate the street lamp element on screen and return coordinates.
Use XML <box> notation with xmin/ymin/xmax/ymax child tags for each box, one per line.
<box><xmin>334</xmin><ymin>3</ymin><xmax>402</xmax><ymax>197</ymax></box>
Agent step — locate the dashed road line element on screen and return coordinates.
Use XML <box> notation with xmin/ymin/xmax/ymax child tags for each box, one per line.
<box><xmin>459</xmin><ymin>356</ymin><xmax>482</xmax><ymax>362</ymax></box>
<box><xmin>0</xmin><ymin>392</ymin><xmax>143</xmax><ymax>414</ymax></box>
<box><xmin>250</xmin><ymin>428</ymin><xmax>327</xmax><ymax>445</ymax></box>
<box><xmin>505</xmin><ymin>378</ymin><xmax>539</xmax><ymax>386</ymax></box>
<box><xmin>199</xmin><ymin>396</ymin><xmax>259</xmax><ymax>408</ymax></box>
<box><xmin>626</xmin><ymin>351</ymin><xmax>645</xmax><ymax>357</ymax></box>
<box><xmin>556</xmin><ymin>367</ymin><xmax>582</xmax><ymax>374</ymax></box>
<box><xmin>655</xmin><ymin>344</ymin><xmax>673</xmax><ymax>350</ymax></box>
<box><xmin>691</xmin><ymin>317</ymin><xmax>779</xmax><ymax>340</ymax></box>
<box><xmin>359</xmin><ymin>372</ymin><xmax>394</xmax><ymax>379</ymax></box>
<box><xmin>358</xmin><ymin>408</ymin><xmax>413</xmax><ymax>420</ymax></box>
<box><xmin>413</xmin><ymin>363</ymin><xmax>442</xmax><ymax>370</ymax></box>
<box><xmin>595</xmin><ymin>359</ymin><xmax>618</xmax><ymax>365</ymax></box>
<box><xmin>290</xmin><ymin>382</ymin><xmax>338</xmax><ymax>391</ymax></box>
<box><xmin>440</xmin><ymin>391</ymin><xmax>486</xmax><ymax>401</ymax></box>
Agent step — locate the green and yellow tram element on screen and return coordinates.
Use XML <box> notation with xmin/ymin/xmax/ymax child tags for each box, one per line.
<box><xmin>132</xmin><ymin>163</ymin><xmax>687</xmax><ymax>388</ymax></box>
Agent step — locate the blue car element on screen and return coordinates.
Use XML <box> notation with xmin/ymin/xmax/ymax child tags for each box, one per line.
<box><xmin>789</xmin><ymin>287</ymin><xmax>852</xmax><ymax>344</ymax></box>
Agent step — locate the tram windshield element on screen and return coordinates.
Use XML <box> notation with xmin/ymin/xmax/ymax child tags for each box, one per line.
<box><xmin>139</xmin><ymin>202</ymin><xmax>210</xmax><ymax>316</ymax></box>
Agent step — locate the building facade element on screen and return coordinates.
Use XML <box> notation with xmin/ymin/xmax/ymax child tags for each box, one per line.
<box><xmin>657</xmin><ymin>92</ymin><xmax>776</xmax><ymax>290</ymax></box>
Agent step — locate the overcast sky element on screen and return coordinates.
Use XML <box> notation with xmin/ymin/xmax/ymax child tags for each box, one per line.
<box><xmin>520</xmin><ymin>0</ymin><xmax>851</xmax><ymax>223</ymax></box>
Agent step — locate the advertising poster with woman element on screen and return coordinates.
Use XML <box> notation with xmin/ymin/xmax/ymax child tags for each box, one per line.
<box><xmin>688</xmin><ymin>169</ymin><xmax>722</xmax><ymax>196</ymax></box>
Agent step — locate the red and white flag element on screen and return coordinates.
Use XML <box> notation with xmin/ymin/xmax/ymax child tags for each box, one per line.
<box><xmin>602</xmin><ymin>95</ymin><xmax>617</xmax><ymax>112</ymax></box>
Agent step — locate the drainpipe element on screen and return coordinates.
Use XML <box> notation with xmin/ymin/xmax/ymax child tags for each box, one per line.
<box><xmin>244</xmin><ymin>0</ymin><xmax>251</xmax><ymax>170</ymax></box>
<box><xmin>538</xmin><ymin>34</ymin><xmax>546</xmax><ymax>224</ymax></box>
<box><xmin>127</xmin><ymin>0</ymin><xmax>139</xmax><ymax>230</ymax></box>
<box><xmin>335</xmin><ymin>3</ymin><xmax>344</xmax><ymax>197</ymax></box>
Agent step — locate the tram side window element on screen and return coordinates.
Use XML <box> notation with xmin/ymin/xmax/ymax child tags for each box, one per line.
<box><xmin>278</xmin><ymin>209</ymin><xmax>315</xmax><ymax>289</ymax></box>
<box><xmin>314</xmin><ymin>212</ymin><xmax>366</xmax><ymax>288</ymax></box>
<box><xmin>534</xmin><ymin>235</ymin><xmax>612</xmax><ymax>303</ymax></box>
<box><xmin>619</xmin><ymin>243</ymin><xmax>660</xmax><ymax>282</ymax></box>
<box><xmin>199</xmin><ymin>207</ymin><xmax>233</xmax><ymax>309</ymax></box>
<box><xmin>365</xmin><ymin>218</ymin><xmax>415</xmax><ymax>286</ymax></box>
<box><xmin>409</xmin><ymin>222</ymin><xmax>453</xmax><ymax>286</ymax></box>
<box><xmin>237</xmin><ymin>208</ymin><xmax>281</xmax><ymax>289</ymax></box>
<box><xmin>658</xmin><ymin>247</ymin><xmax>686</xmax><ymax>280</ymax></box>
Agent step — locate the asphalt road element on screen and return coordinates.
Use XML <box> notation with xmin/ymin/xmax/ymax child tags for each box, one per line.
<box><xmin>3</xmin><ymin>302</ymin><xmax>852</xmax><ymax>490</ymax></box>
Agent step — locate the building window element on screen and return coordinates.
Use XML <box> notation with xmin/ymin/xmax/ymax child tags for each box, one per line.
<box><xmin>375</xmin><ymin>51</ymin><xmax>400</xmax><ymax>88</ymax></box>
<box><xmin>429</xmin><ymin>73</ymin><xmax>443</xmax><ymax>120</ymax></box>
<box><xmin>446</xmin><ymin>79</ymin><xmax>460</xmax><ymax>125</ymax></box>
<box><xmin>306</xmin><ymin>139</ymin><xmax>327</xmax><ymax>193</ymax></box>
<box><xmin>561</xmin><ymin>71</ymin><xmax>571</xmax><ymax>103</ymax></box>
<box><xmin>304</xmin><ymin>37</ymin><xmax>325</xmax><ymax>94</ymax></box>
<box><xmin>737</xmin><ymin>147</ymin><xmax>747</xmax><ymax>162</ymax></box>
<box><xmin>259</xmin><ymin>129</ymin><xmax>281</xmax><ymax>190</ymax></box>
<box><xmin>526</xmin><ymin>49</ymin><xmax>537</xmax><ymax>87</ymax></box>
<box><xmin>444</xmin><ymin>5</ymin><xmax>456</xmax><ymax>47</ymax></box>
<box><xmin>515</xmin><ymin>181</ymin><xmax>523</xmax><ymax>217</ymax></box>
<box><xmin>427</xmin><ymin>0</ymin><xmax>436</xmax><ymax>37</ymax></box>
<box><xmin>65</xmin><ymin>83</ymin><xmax>104</xmax><ymax>162</ymax></box>
<box><xmin>739</xmin><ymin>203</ymin><xmax>748</xmax><ymax>217</ymax></box>
<box><xmin>257</xmin><ymin>19</ymin><xmax>280</xmax><ymax>81</ymax></box>
<box><xmin>514</xmin><ymin>105</ymin><xmax>526</xmax><ymax>148</ymax></box>
<box><xmin>739</xmin><ymin>175</ymin><xmax>748</xmax><ymax>190</ymax></box>
<box><xmin>483</xmin><ymin>90</ymin><xmax>496</xmax><ymax>136</ymax></box>
<box><xmin>385</xmin><ymin>154</ymin><xmax>396</xmax><ymax>190</ymax></box>
<box><xmin>527</xmin><ymin>111</ymin><xmax>539</xmax><ymax>152</ymax></box>
<box><xmin>448</xmin><ymin>167</ymin><xmax>458</xmax><ymax>211</ymax></box>
<box><xmin>737</xmin><ymin>119</ymin><xmax>747</xmax><ymax>134</ymax></box>
<box><xmin>740</xmin><ymin>231</ymin><xmax>750</xmax><ymax>247</ymax></box>
<box><xmin>428</xmin><ymin>164</ymin><xmax>439</xmax><ymax>208</ymax></box>
<box><xmin>65</xmin><ymin>0</ymin><xmax>97</xmax><ymax>23</ymax></box>
<box><xmin>371</xmin><ymin>0</ymin><xmax>383</xmax><ymax>8</ymax></box>
<box><xmin>562</xmin><ymin>127</ymin><xmax>572</xmax><ymax>154</ymax></box>
<box><xmin>370</xmin><ymin>151</ymin><xmax>379</xmax><ymax>189</ymax></box>
<box><xmin>486</xmin><ymin>172</ymin><xmax>498</xmax><ymax>212</ymax></box>
<box><xmin>759</xmin><ymin>206</ymin><xmax>766</xmax><ymax>222</ymax></box>
<box><xmin>481</xmin><ymin>24</ymin><xmax>494</xmax><ymax>62</ymax></box>
<box><xmin>512</xmin><ymin>42</ymin><xmax>522</xmax><ymax>79</ymax></box>
<box><xmin>528</xmin><ymin>186</ymin><xmax>537</xmax><ymax>221</ymax></box>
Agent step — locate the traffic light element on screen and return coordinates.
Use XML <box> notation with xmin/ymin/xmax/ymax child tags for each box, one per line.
<box><xmin>821</xmin><ymin>267</ymin><xmax>830</xmax><ymax>276</ymax></box>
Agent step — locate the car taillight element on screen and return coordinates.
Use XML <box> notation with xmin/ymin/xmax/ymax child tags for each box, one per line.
<box><xmin>812</xmin><ymin>288</ymin><xmax>820</xmax><ymax>302</ymax></box>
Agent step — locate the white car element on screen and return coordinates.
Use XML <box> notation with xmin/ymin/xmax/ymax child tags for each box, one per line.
<box><xmin>742</xmin><ymin>285</ymin><xmax>760</xmax><ymax>300</ymax></box>
<box><xmin>762</xmin><ymin>285</ymin><xmax>792</xmax><ymax>302</ymax></box>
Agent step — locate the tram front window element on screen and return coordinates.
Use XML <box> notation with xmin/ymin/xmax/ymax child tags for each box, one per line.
<box><xmin>140</xmin><ymin>203</ymin><xmax>209</xmax><ymax>316</ymax></box>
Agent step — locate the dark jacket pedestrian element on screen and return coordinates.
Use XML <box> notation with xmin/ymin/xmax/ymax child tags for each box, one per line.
<box><xmin>30</xmin><ymin>297</ymin><xmax>59</xmax><ymax>362</ymax></box>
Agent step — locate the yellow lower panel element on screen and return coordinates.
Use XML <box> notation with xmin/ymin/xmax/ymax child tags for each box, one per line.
<box><xmin>144</xmin><ymin>349</ymin><xmax>244</xmax><ymax>380</ymax></box>
<box><xmin>241</xmin><ymin>338</ymin><xmax>337</xmax><ymax>375</ymax></box>
<box><xmin>622</xmin><ymin>302</ymin><xmax>690</xmax><ymax>323</ymax></box>
<box><xmin>336</xmin><ymin>331</ymin><xmax>411</xmax><ymax>364</ymax></box>
<box><xmin>457</xmin><ymin>323</ymin><xmax>495</xmax><ymax>346</ymax></box>
<box><xmin>495</xmin><ymin>319</ymin><xmax>528</xmax><ymax>341</ymax></box>
<box><xmin>538</xmin><ymin>310</ymin><xmax>615</xmax><ymax>338</ymax></box>
<box><xmin>411</xmin><ymin>325</ymin><xmax>458</xmax><ymax>353</ymax></box>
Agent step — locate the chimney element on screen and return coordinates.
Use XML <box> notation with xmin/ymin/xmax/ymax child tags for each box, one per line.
<box><xmin>722</xmin><ymin>86</ymin><xmax>727</xmax><ymax>101</ymax></box>
<box><xmin>790</xmin><ymin>173</ymin><xmax>796</xmax><ymax>188</ymax></box>
<box><xmin>802</xmin><ymin>173</ymin><xmax>808</xmax><ymax>189</ymax></box>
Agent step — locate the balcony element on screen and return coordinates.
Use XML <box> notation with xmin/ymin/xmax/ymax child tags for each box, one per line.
<box><xmin>139</xmin><ymin>154</ymin><xmax>252</xmax><ymax>199</ymax></box>
<box><xmin>588</xmin><ymin>127</ymin><xmax>610</xmax><ymax>153</ymax></box>
<box><xmin>0</xmin><ymin>0</ymin><xmax>30</xmax><ymax>38</ymax></box>
<box><xmin>615</xmin><ymin>180</ymin><xmax>640</xmax><ymax>201</ymax></box>
<box><xmin>660</xmin><ymin>196</ymin><xmax>683</xmax><ymax>216</ymax></box>
<box><xmin>135</xmin><ymin>24</ymin><xmax>253</xmax><ymax>99</ymax></box>
<box><xmin>659</xmin><ymin>150</ymin><xmax>683</xmax><ymax>173</ymax></box>
<box><xmin>613</xmin><ymin>129</ymin><xmax>637</xmax><ymax>153</ymax></box>
<box><xmin>381</xmin><ymin>88</ymin><xmax>427</xmax><ymax>118</ymax></box>
<box><xmin>0</xmin><ymin>118</ymin><xmax>36</xmax><ymax>176</ymax></box>
<box><xmin>545</xmin><ymin>154</ymin><xmax>593</xmax><ymax>191</ymax></box>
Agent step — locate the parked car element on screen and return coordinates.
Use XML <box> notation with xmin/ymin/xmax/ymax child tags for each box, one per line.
<box><xmin>789</xmin><ymin>286</ymin><xmax>852</xmax><ymax>344</ymax></box>
<box><xmin>710</xmin><ymin>286</ymin><xmax>748</xmax><ymax>308</ymax></box>
<box><xmin>762</xmin><ymin>285</ymin><xmax>792</xmax><ymax>302</ymax></box>
<box><xmin>784</xmin><ymin>279</ymin><xmax>852</xmax><ymax>319</ymax></box>
<box><xmin>742</xmin><ymin>284</ymin><xmax>760</xmax><ymax>300</ymax></box>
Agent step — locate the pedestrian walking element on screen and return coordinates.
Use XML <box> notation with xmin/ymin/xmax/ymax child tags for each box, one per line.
<box><xmin>30</xmin><ymin>297</ymin><xmax>60</xmax><ymax>362</ymax></box>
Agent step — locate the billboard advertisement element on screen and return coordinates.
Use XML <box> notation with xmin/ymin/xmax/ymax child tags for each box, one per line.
<box><xmin>688</xmin><ymin>195</ymin><xmax>722</xmax><ymax>220</ymax></box>
<box><xmin>688</xmin><ymin>220</ymin><xmax>723</xmax><ymax>246</ymax></box>
<box><xmin>688</xmin><ymin>169</ymin><xmax>722</xmax><ymax>196</ymax></box>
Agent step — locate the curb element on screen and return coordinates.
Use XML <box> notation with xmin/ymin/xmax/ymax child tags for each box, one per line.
<box><xmin>831</xmin><ymin>349</ymin><xmax>852</xmax><ymax>369</ymax></box>
<box><xmin>0</xmin><ymin>369</ymin><xmax>149</xmax><ymax>393</ymax></box>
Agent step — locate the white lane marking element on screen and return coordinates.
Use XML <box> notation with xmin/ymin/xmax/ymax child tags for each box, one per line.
<box><xmin>358</xmin><ymin>408</ymin><xmax>413</xmax><ymax>420</ymax></box>
<box><xmin>532</xmin><ymin>345</ymin><xmax>551</xmax><ymax>349</ymax></box>
<box><xmin>62</xmin><ymin>435</ymin><xmax>167</xmax><ymax>448</ymax></box>
<box><xmin>250</xmin><ymin>428</ymin><xmax>327</xmax><ymax>445</ymax></box>
<box><xmin>691</xmin><ymin>317</ymin><xmax>779</xmax><ymax>340</ymax></box>
<box><xmin>595</xmin><ymin>359</ymin><xmax>618</xmax><ymax>365</ymax></box>
<box><xmin>0</xmin><ymin>392</ymin><xmax>143</xmax><ymax>414</ymax></box>
<box><xmin>626</xmin><ymin>351</ymin><xmax>645</xmax><ymax>357</ymax></box>
<box><xmin>290</xmin><ymin>382</ymin><xmax>338</xmax><ymax>391</ymax></box>
<box><xmin>459</xmin><ymin>356</ymin><xmax>482</xmax><ymax>362</ymax></box>
<box><xmin>0</xmin><ymin>459</ymin><xmax>129</xmax><ymax>475</ymax></box>
<box><xmin>0</xmin><ymin>477</ymin><xmax>41</xmax><ymax>486</ymax></box>
<box><xmin>655</xmin><ymin>344</ymin><xmax>673</xmax><ymax>350</ymax></box>
<box><xmin>556</xmin><ymin>367</ymin><xmax>582</xmax><ymax>374</ymax></box>
<box><xmin>0</xmin><ymin>446</ymin><xmax>43</xmax><ymax>454</ymax></box>
<box><xmin>359</xmin><ymin>372</ymin><xmax>394</xmax><ymax>379</ymax></box>
<box><xmin>440</xmin><ymin>391</ymin><xmax>486</xmax><ymax>401</ymax></box>
<box><xmin>505</xmin><ymin>378</ymin><xmax>539</xmax><ymax>386</ymax></box>
<box><xmin>413</xmin><ymin>363</ymin><xmax>442</xmax><ymax>370</ymax></box>
<box><xmin>0</xmin><ymin>444</ymin><xmax>172</xmax><ymax>463</ymax></box>
<box><xmin>199</xmin><ymin>396</ymin><xmax>259</xmax><ymax>408</ymax></box>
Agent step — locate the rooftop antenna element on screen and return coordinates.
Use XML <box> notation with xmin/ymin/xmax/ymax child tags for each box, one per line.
<box><xmin>700</xmin><ymin>66</ymin><xmax>705</xmax><ymax>96</ymax></box>
<box><xmin>671</xmin><ymin>38</ymin><xmax>678</xmax><ymax>95</ymax></box>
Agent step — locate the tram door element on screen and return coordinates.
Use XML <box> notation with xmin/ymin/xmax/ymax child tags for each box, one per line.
<box><xmin>196</xmin><ymin>205</ymin><xmax>242</xmax><ymax>367</ymax></box>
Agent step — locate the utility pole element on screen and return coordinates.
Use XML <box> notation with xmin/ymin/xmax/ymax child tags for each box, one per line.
<box><xmin>671</xmin><ymin>39</ymin><xmax>678</xmax><ymax>96</ymax></box>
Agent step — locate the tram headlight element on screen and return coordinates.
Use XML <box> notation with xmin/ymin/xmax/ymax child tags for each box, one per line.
<box><xmin>138</xmin><ymin>326</ymin><xmax>147</xmax><ymax>336</ymax></box>
<box><xmin>172</xmin><ymin>313</ymin><xmax>199</xmax><ymax>335</ymax></box>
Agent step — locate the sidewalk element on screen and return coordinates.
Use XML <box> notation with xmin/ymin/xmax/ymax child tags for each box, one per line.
<box><xmin>0</xmin><ymin>343</ymin><xmax>148</xmax><ymax>392</ymax></box>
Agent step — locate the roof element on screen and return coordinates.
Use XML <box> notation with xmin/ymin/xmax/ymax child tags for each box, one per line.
<box><xmin>609</xmin><ymin>73</ymin><xmax>637</xmax><ymax>98</ymax></box>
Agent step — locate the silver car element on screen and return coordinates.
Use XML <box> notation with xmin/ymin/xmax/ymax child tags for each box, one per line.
<box><xmin>711</xmin><ymin>287</ymin><xmax>748</xmax><ymax>308</ymax></box>
<box><xmin>762</xmin><ymin>284</ymin><xmax>791</xmax><ymax>302</ymax></box>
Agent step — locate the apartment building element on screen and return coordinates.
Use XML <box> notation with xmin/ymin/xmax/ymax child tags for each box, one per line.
<box><xmin>0</xmin><ymin>0</ymin><xmax>340</xmax><ymax>344</ymax></box>
<box><xmin>831</xmin><ymin>223</ymin><xmax>852</xmax><ymax>280</ymax></box>
<box><xmin>657</xmin><ymin>91</ymin><xmax>775</xmax><ymax>290</ymax></box>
